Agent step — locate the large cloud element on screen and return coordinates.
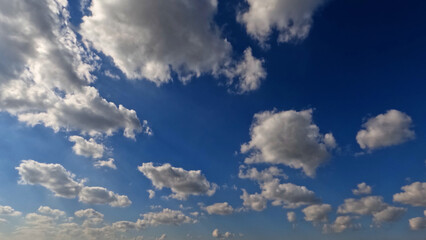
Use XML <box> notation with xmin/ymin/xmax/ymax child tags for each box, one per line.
<box><xmin>237</xmin><ymin>0</ymin><xmax>326</xmax><ymax>44</ymax></box>
<box><xmin>79</xmin><ymin>0</ymin><xmax>265</xmax><ymax>92</ymax></box>
<box><xmin>0</xmin><ymin>0</ymin><xmax>149</xmax><ymax>139</ymax></box>
<box><xmin>16</xmin><ymin>160</ymin><xmax>130</xmax><ymax>207</ymax></box>
<box><xmin>241</xmin><ymin>109</ymin><xmax>336</xmax><ymax>177</ymax></box>
<box><xmin>393</xmin><ymin>182</ymin><xmax>426</xmax><ymax>206</ymax></box>
<box><xmin>409</xmin><ymin>211</ymin><xmax>426</xmax><ymax>230</ymax></box>
<box><xmin>138</xmin><ymin>162</ymin><xmax>217</xmax><ymax>200</ymax></box>
<box><xmin>356</xmin><ymin>110</ymin><xmax>415</xmax><ymax>150</ymax></box>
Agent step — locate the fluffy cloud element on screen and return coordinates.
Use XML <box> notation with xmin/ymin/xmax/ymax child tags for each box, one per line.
<box><xmin>212</xmin><ymin>229</ymin><xmax>232</xmax><ymax>239</ymax></box>
<box><xmin>323</xmin><ymin>216</ymin><xmax>360</xmax><ymax>233</ymax></box>
<box><xmin>38</xmin><ymin>206</ymin><xmax>65</xmax><ymax>218</ymax></box>
<box><xmin>338</xmin><ymin>196</ymin><xmax>405</xmax><ymax>224</ymax></box>
<box><xmin>205</xmin><ymin>202</ymin><xmax>234</xmax><ymax>215</ymax></box>
<box><xmin>241</xmin><ymin>189</ymin><xmax>267</xmax><ymax>211</ymax></box>
<box><xmin>302</xmin><ymin>204</ymin><xmax>332</xmax><ymax>223</ymax></box>
<box><xmin>241</xmin><ymin>109</ymin><xmax>336</xmax><ymax>177</ymax></box>
<box><xmin>0</xmin><ymin>205</ymin><xmax>22</xmax><ymax>217</ymax></box>
<box><xmin>94</xmin><ymin>158</ymin><xmax>117</xmax><ymax>170</ymax></box>
<box><xmin>409</xmin><ymin>211</ymin><xmax>426</xmax><ymax>230</ymax></box>
<box><xmin>356</xmin><ymin>110</ymin><xmax>415</xmax><ymax>150</ymax></box>
<box><xmin>75</xmin><ymin>208</ymin><xmax>104</xmax><ymax>227</ymax></box>
<box><xmin>238</xmin><ymin>165</ymin><xmax>287</xmax><ymax>182</ymax></box>
<box><xmin>352</xmin><ymin>182</ymin><xmax>372</xmax><ymax>195</ymax></box>
<box><xmin>393</xmin><ymin>182</ymin><xmax>426</xmax><ymax>207</ymax></box>
<box><xmin>68</xmin><ymin>136</ymin><xmax>104</xmax><ymax>159</ymax></box>
<box><xmin>0</xmin><ymin>0</ymin><xmax>147</xmax><ymax>139</ymax></box>
<box><xmin>287</xmin><ymin>211</ymin><xmax>296</xmax><ymax>223</ymax></box>
<box><xmin>237</xmin><ymin>0</ymin><xmax>326</xmax><ymax>44</ymax></box>
<box><xmin>137</xmin><ymin>209</ymin><xmax>196</xmax><ymax>227</ymax></box>
<box><xmin>16</xmin><ymin>160</ymin><xmax>130</xmax><ymax>207</ymax></box>
<box><xmin>138</xmin><ymin>162</ymin><xmax>217</xmax><ymax>200</ymax></box>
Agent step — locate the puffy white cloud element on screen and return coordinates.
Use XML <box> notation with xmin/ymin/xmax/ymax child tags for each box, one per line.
<box><xmin>205</xmin><ymin>202</ymin><xmax>234</xmax><ymax>215</ymax></box>
<box><xmin>16</xmin><ymin>160</ymin><xmax>130</xmax><ymax>207</ymax></box>
<box><xmin>74</xmin><ymin>209</ymin><xmax>104</xmax><ymax>219</ymax></box>
<box><xmin>338</xmin><ymin>196</ymin><xmax>388</xmax><ymax>215</ymax></box>
<box><xmin>137</xmin><ymin>209</ymin><xmax>196</xmax><ymax>227</ymax></box>
<box><xmin>78</xmin><ymin>187</ymin><xmax>131</xmax><ymax>207</ymax></box>
<box><xmin>238</xmin><ymin>165</ymin><xmax>287</xmax><ymax>182</ymax></box>
<box><xmin>356</xmin><ymin>110</ymin><xmax>415</xmax><ymax>150</ymax></box>
<box><xmin>147</xmin><ymin>189</ymin><xmax>156</xmax><ymax>199</ymax></box>
<box><xmin>393</xmin><ymin>182</ymin><xmax>426</xmax><ymax>207</ymax></box>
<box><xmin>409</xmin><ymin>211</ymin><xmax>426</xmax><ymax>230</ymax></box>
<box><xmin>138</xmin><ymin>162</ymin><xmax>217</xmax><ymax>200</ymax></box>
<box><xmin>94</xmin><ymin>158</ymin><xmax>117</xmax><ymax>170</ymax></box>
<box><xmin>38</xmin><ymin>206</ymin><xmax>65</xmax><ymax>218</ymax></box>
<box><xmin>16</xmin><ymin>160</ymin><xmax>83</xmax><ymax>198</ymax></box>
<box><xmin>237</xmin><ymin>0</ymin><xmax>326</xmax><ymax>44</ymax></box>
<box><xmin>241</xmin><ymin>109</ymin><xmax>336</xmax><ymax>177</ymax></box>
<box><xmin>68</xmin><ymin>135</ymin><xmax>105</xmax><ymax>159</ymax></box>
<box><xmin>0</xmin><ymin>205</ymin><xmax>22</xmax><ymax>216</ymax></box>
<box><xmin>212</xmin><ymin>229</ymin><xmax>233</xmax><ymax>239</ymax></box>
<box><xmin>302</xmin><ymin>204</ymin><xmax>332</xmax><ymax>223</ymax></box>
<box><xmin>287</xmin><ymin>211</ymin><xmax>296</xmax><ymax>223</ymax></box>
<box><xmin>241</xmin><ymin>189</ymin><xmax>267</xmax><ymax>211</ymax></box>
<box><xmin>323</xmin><ymin>216</ymin><xmax>360</xmax><ymax>233</ymax></box>
<box><xmin>0</xmin><ymin>0</ymin><xmax>147</xmax><ymax>139</ymax></box>
<box><xmin>352</xmin><ymin>182</ymin><xmax>372</xmax><ymax>195</ymax></box>
<box><xmin>372</xmin><ymin>206</ymin><xmax>406</xmax><ymax>223</ymax></box>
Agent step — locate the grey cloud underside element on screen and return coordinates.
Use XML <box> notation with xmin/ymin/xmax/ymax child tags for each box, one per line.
<box><xmin>16</xmin><ymin>160</ymin><xmax>130</xmax><ymax>207</ymax></box>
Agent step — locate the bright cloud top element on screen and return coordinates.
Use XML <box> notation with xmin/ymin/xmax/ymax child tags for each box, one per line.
<box><xmin>241</xmin><ymin>109</ymin><xmax>336</xmax><ymax>177</ymax></box>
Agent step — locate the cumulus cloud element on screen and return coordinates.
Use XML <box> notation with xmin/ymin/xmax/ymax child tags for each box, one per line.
<box><xmin>138</xmin><ymin>162</ymin><xmax>217</xmax><ymax>200</ymax></box>
<box><xmin>409</xmin><ymin>211</ymin><xmax>426</xmax><ymax>230</ymax></box>
<box><xmin>75</xmin><ymin>208</ymin><xmax>104</xmax><ymax>227</ymax></box>
<box><xmin>69</xmin><ymin>135</ymin><xmax>105</xmax><ymax>159</ymax></box>
<box><xmin>212</xmin><ymin>228</ymin><xmax>233</xmax><ymax>239</ymax></box>
<box><xmin>393</xmin><ymin>182</ymin><xmax>426</xmax><ymax>207</ymax></box>
<box><xmin>16</xmin><ymin>160</ymin><xmax>130</xmax><ymax>207</ymax></box>
<box><xmin>147</xmin><ymin>189</ymin><xmax>156</xmax><ymax>199</ymax></box>
<box><xmin>241</xmin><ymin>109</ymin><xmax>336</xmax><ymax>177</ymax></box>
<box><xmin>356</xmin><ymin>110</ymin><xmax>415</xmax><ymax>150</ymax></box>
<box><xmin>287</xmin><ymin>211</ymin><xmax>296</xmax><ymax>223</ymax></box>
<box><xmin>137</xmin><ymin>209</ymin><xmax>196</xmax><ymax>227</ymax></box>
<box><xmin>205</xmin><ymin>202</ymin><xmax>234</xmax><ymax>215</ymax></box>
<box><xmin>238</xmin><ymin>165</ymin><xmax>287</xmax><ymax>182</ymax></box>
<box><xmin>352</xmin><ymin>182</ymin><xmax>372</xmax><ymax>195</ymax></box>
<box><xmin>94</xmin><ymin>158</ymin><xmax>117</xmax><ymax>170</ymax></box>
<box><xmin>302</xmin><ymin>204</ymin><xmax>332</xmax><ymax>223</ymax></box>
<box><xmin>0</xmin><ymin>0</ymin><xmax>148</xmax><ymax>139</ymax></box>
<box><xmin>338</xmin><ymin>196</ymin><xmax>405</xmax><ymax>224</ymax></box>
<box><xmin>237</xmin><ymin>0</ymin><xmax>326</xmax><ymax>45</ymax></box>
<box><xmin>323</xmin><ymin>216</ymin><xmax>360</xmax><ymax>233</ymax></box>
<box><xmin>38</xmin><ymin>206</ymin><xmax>65</xmax><ymax>218</ymax></box>
<box><xmin>241</xmin><ymin>189</ymin><xmax>267</xmax><ymax>211</ymax></box>
<box><xmin>0</xmin><ymin>205</ymin><xmax>22</xmax><ymax>216</ymax></box>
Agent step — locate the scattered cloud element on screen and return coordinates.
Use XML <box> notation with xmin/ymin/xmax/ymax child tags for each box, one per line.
<box><xmin>356</xmin><ymin>110</ymin><xmax>415</xmax><ymax>150</ymax></box>
<box><xmin>69</xmin><ymin>135</ymin><xmax>105</xmax><ymax>159</ymax></box>
<box><xmin>287</xmin><ymin>211</ymin><xmax>296</xmax><ymax>223</ymax></box>
<box><xmin>237</xmin><ymin>0</ymin><xmax>326</xmax><ymax>45</ymax></box>
<box><xmin>147</xmin><ymin>189</ymin><xmax>156</xmax><ymax>199</ymax></box>
<box><xmin>241</xmin><ymin>189</ymin><xmax>267</xmax><ymax>211</ymax></box>
<box><xmin>16</xmin><ymin>159</ymin><xmax>130</xmax><ymax>207</ymax></box>
<box><xmin>393</xmin><ymin>182</ymin><xmax>426</xmax><ymax>206</ymax></box>
<box><xmin>352</xmin><ymin>182</ymin><xmax>372</xmax><ymax>195</ymax></box>
<box><xmin>212</xmin><ymin>228</ymin><xmax>233</xmax><ymax>239</ymax></box>
<box><xmin>241</xmin><ymin>109</ymin><xmax>336</xmax><ymax>177</ymax></box>
<box><xmin>38</xmin><ymin>206</ymin><xmax>65</xmax><ymax>218</ymax></box>
<box><xmin>94</xmin><ymin>158</ymin><xmax>117</xmax><ymax>170</ymax></box>
<box><xmin>138</xmin><ymin>162</ymin><xmax>217</xmax><ymax>200</ymax></box>
<box><xmin>409</xmin><ymin>211</ymin><xmax>426</xmax><ymax>230</ymax></box>
<box><xmin>302</xmin><ymin>204</ymin><xmax>332</xmax><ymax>223</ymax></box>
<box><xmin>0</xmin><ymin>205</ymin><xmax>22</xmax><ymax>217</ymax></box>
<box><xmin>205</xmin><ymin>202</ymin><xmax>234</xmax><ymax>215</ymax></box>
<box><xmin>323</xmin><ymin>216</ymin><xmax>360</xmax><ymax>233</ymax></box>
<box><xmin>239</xmin><ymin>165</ymin><xmax>287</xmax><ymax>182</ymax></box>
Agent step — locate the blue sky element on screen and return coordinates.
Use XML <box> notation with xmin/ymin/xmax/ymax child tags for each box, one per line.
<box><xmin>1</xmin><ymin>0</ymin><xmax>426</xmax><ymax>239</ymax></box>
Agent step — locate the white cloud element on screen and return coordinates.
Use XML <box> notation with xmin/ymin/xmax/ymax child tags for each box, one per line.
<box><xmin>16</xmin><ymin>159</ymin><xmax>130</xmax><ymax>207</ymax></box>
<box><xmin>409</xmin><ymin>211</ymin><xmax>426</xmax><ymax>230</ymax></box>
<box><xmin>0</xmin><ymin>205</ymin><xmax>22</xmax><ymax>217</ymax></box>
<box><xmin>372</xmin><ymin>206</ymin><xmax>406</xmax><ymax>223</ymax></box>
<box><xmin>38</xmin><ymin>206</ymin><xmax>65</xmax><ymax>218</ymax></box>
<box><xmin>237</xmin><ymin>0</ymin><xmax>326</xmax><ymax>44</ymax></box>
<box><xmin>147</xmin><ymin>189</ymin><xmax>156</xmax><ymax>199</ymax></box>
<box><xmin>238</xmin><ymin>165</ymin><xmax>287</xmax><ymax>182</ymax></box>
<box><xmin>241</xmin><ymin>189</ymin><xmax>267</xmax><ymax>211</ymax></box>
<box><xmin>69</xmin><ymin>135</ymin><xmax>105</xmax><ymax>159</ymax></box>
<box><xmin>356</xmin><ymin>110</ymin><xmax>415</xmax><ymax>150</ymax></box>
<box><xmin>393</xmin><ymin>182</ymin><xmax>426</xmax><ymax>206</ymax></box>
<box><xmin>212</xmin><ymin>229</ymin><xmax>233</xmax><ymax>239</ymax></box>
<box><xmin>352</xmin><ymin>182</ymin><xmax>372</xmax><ymax>195</ymax></box>
<box><xmin>302</xmin><ymin>204</ymin><xmax>332</xmax><ymax>223</ymax></box>
<box><xmin>287</xmin><ymin>211</ymin><xmax>296</xmax><ymax>223</ymax></box>
<box><xmin>137</xmin><ymin>208</ymin><xmax>196</xmax><ymax>227</ymax></box>
<box><xmin>323</xmin><ymin>216</ymin><xmax>360</xmax><ymax>233</ymax></box>
<box><xmin>75</xmin><ymin>208</ymin><xmax>104</xmax><ymax>227</ymax></box>
<box><xmin>0</xmin><ymin>0</ymin><xmax>148</xmax><ymax>139</ymax></box>
<box><xmin>138</xmin><ymin>162</ymin><xmax>217</xmax><ymax>200</ymax></box>
<box><xmin>205</xmin><ymin>202</ymin><xmax>234</xmax><ymax>215</ymax></box>
<box><xmin>241</xmin><ymin>109</ymin><xmax>336</xmax><ymax>177</ymax></box>
<box><xmin>94</xmin><ymin>158</ymin><xmax>117</xmax><ymax>170</ymax></box>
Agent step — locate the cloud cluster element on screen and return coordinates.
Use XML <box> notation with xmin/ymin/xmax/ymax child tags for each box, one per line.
<box><xmin>356</xmin><ymin>110</ymin><xmax>415</xmax><ymax>150</ymax></box>
<box><xmin>302</xmin><ymin>204</ymin><xmax>332</xmax><ymax>223</ymax></box>
<box><xmin>323</xmin><ymin>216</ymin><xmax>360</xmax><ymax>233</ymax></box>
<box><xmin>0</xmin><ymin>0</ymin><xmax>148</xmax><ymax>139</ymax></box>
<box><xmin>16</xmin><ymin>160</ymin><xmax>130</xmax><ymax>207</ymax></box>
<box><xmin>352</xmin><ymin>182</ymin><xmax>372</xmax><ymax>195</ymax></box>
<box><xmin>138</xmin><ymin>162</ymin><xmax>217</xmax><ymax>200</ymax></box>
<box><xmin>241</xmin><ymin>109</ymin><xmax>336</xmax><ymax>177</ymax></box>
<box><xmin>237</xmin><ymin>0</ymin><xmax>326</xmax><ymax>44</ymax></box>
<box><xmin>212</xmin><ymin>228</ymin><xmax>232</xmax><ymax>239</ymax></box>
<box><xmin>393</xmin><ymin>182</ymin><xmax>426</xmax><ymax>207</ymax></box>
<box><xmin>205</xmin><ymin>202</ymin><xmax>234</xmax><ymax>215</ymax></box>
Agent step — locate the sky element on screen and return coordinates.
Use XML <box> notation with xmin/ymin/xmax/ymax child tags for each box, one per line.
<box><xmin>0</xmin><ymin>0</ymin><xmax>426</xmax><ymax>239</ymax></box>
